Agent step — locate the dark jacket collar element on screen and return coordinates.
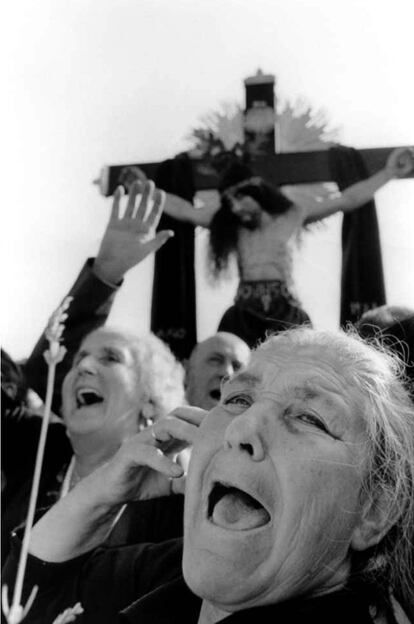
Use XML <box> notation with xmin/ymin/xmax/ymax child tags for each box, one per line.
<box><xmin>120</xmin><ymin>576</ymin><xmax>200</xmax><ymax>624</ymax></box>
<box><xmin>120</xmin><ymin>576</ymin><xmax>374</xmax><ymax>624</ymax></box>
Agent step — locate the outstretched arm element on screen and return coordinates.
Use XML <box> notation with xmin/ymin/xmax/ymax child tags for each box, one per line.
<box><xmin>163</xmin><ymin>192</ymin><xmax>218</xmax><ymax>227</ymax></box>
<box><xmin>300</xmin><ymin>147</ymin><xmax>414</xmax><ymax>224</ymax></box>
<box><xmin>115</xmin><ymin>164</ymin><xmax>216</xmax><ymax>227</ymax></box>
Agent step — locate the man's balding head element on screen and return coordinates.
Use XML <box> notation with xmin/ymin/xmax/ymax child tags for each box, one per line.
<box><xmin>186</xmin><ymin>333</ymin><xmax>250</xmax><ymax>410</ymax></box>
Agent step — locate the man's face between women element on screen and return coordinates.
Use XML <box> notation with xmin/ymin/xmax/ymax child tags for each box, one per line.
<box><xmin>183</xmin><ymin>344</ymin><xmax>372</xmax><ymax>612</ymax></box>
<box><xmin>186</xmin><ymin>334</ymin><xmax>250</xmax><ymax>410</ymax></box>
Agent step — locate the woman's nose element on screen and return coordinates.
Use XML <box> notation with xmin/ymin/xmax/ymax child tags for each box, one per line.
<box><xmin>223</xmin><ymin>411</ymin><xmax>266</xmax><ymax>461</ymax></box>
<box><xmin>76</xmin><ymin>354</ymin><xmax>97</xmax><ymax>375</ymax></box>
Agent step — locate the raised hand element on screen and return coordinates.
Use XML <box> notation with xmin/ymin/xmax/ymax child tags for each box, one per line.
<box><xmin>28</xmin><ymin>407</ymin><xmax>206</xmax><ymax>562</ymax></box>
<box><xmin>94</xmin><ymin>180</ymin><xmax>173</xmax><ymax>284</ymax></box>
<box><xmin>386</xmin><ymin>147</ymin><xmax>414</xmax><ymax>179</ymax></box>
<box><xmin>94</xmin><ymin>406</ymin><xmax>206</xmax><ymax>505</ymax></box>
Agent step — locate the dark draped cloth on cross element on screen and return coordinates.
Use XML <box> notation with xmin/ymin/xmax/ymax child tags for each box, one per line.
<box><xmin>151</xmin><ymin>153</ymin><xmax>197</xmax><ymax>360</ymax></box>
<box><xmin>329</xmin><ymin>145</ymin><xmax>386</xmax><ymax>326</ymax></box>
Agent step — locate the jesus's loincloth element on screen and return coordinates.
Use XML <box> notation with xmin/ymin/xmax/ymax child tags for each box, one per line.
<box><xmin>218</xmin><ymin>279</ymin><xmax>311</xmax><ymax>348</ymax></box>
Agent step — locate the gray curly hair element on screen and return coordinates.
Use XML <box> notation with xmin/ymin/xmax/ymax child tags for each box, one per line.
<box><xmin>254</xmin><ymin>327</ymin><xmax>414</xmax><ymax>612</ymax></box>
<box><xmin>85</xmin><ymin>327</ymin><xmax>186</xmax><ymax>424</ymax></box>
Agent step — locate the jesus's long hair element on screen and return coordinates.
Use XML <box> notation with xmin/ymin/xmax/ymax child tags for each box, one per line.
<box><xmin>208</xmin><ymin>163</ymin><xmax>294</xmax><ymax>279</ymax></box>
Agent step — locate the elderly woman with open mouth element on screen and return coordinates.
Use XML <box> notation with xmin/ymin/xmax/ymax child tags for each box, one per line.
<box><xmin>59</xmin><ymin>327</ymin><xmax>185</xmax><ymax>497</ymax></box>
<box><xmin>3</xmin><ymin>327</ymin><xmax>414</xmax><ymax>624</ymax></box>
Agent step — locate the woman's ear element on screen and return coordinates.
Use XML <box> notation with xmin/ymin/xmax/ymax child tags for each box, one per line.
<box><xmin>351</xmin><ymin>492</ymin><xmax>400</xmax><ymax>551</ymax></box>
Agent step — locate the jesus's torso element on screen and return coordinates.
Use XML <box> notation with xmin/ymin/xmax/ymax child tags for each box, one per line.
<box><xmin>236</xmin><ymin>205</ymin><xmax>304</xmax><ymax>285</ymax></box>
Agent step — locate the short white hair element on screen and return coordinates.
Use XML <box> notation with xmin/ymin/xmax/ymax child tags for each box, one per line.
<box><xmin>85</xmin><ymin>327</ymin><xmax>186</xmax><ymax>420</ymax></box>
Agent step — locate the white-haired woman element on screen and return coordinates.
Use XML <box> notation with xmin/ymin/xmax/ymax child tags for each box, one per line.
<box><xmin>60</xmin><ymin>327</ymin><xmax>186</xmax><ymax>496</ymax></box>
<box><xmin>56</xmin><ymin>326</ymin><xmax>187</xmax><ymax>546</ymax></box>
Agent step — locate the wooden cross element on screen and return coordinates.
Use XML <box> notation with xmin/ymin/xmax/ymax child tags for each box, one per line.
<box><xmin>93</xmin><ymin>70</ymin><xmax>412</xmax><ymax>358</ymax></box>
<box><xmin>95</xmin><ymin>146</ymin><xmax>414</xmax><ymax>194</ymax></box>
<box><xmin>94</xmin><ymin>70</ymin><xmax>413</xmax><ymax>194</ymax></box>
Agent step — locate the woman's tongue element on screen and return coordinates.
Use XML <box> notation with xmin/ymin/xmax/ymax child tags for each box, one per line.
<box><xmin>212</xmin><ymin>489</ymin><xmax>269</xmax><ymax>530</ymax></box>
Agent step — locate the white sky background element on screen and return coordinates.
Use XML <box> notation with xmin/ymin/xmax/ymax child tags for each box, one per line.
<box><xmin>1</xmin><ymin>0</ymin><xmax>414</xmax><ymax>359</ymax></box>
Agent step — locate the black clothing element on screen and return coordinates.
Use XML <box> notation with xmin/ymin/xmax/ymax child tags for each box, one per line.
<box><xmin>3</xmin><ymin>532</ymin><xmax>378</xmax><ymax>624</ymax></box>
<box><xmin>106</xmin><ymin>495</ymin><xmax>184</xmax><ymax>547</ymax></box>
<box><xmin>3</xmin><ymin>534</ymin><xmax>183</xmax><ymax>624</ymax></box>
<box><xmin>122</xmin><ymin>575</ymin><xmax>377</xmax><ymax>624</ymax></box>
<box><xmin>329</xmin><ymin>146</ymin><xmax>386</xmax><ymax>326</ymax></box>
<box><xmin>1</xmin><ymin>421</ymin><xmax>71</xmax><ymax>565</ymax></box>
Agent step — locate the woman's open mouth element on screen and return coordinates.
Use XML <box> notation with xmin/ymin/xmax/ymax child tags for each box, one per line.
<box><xmin>75</xmin><ymin>388</ymin><xmax>104</xmax><ymax>409</ymax></box>
<box><xmin>207</xmin><ymin>481</ymin><xmax>271</xmax><ymax>531</ymax></box>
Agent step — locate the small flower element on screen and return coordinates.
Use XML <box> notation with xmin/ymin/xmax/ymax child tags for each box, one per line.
<box><xmin>44</xmin><ymin>297</ymin><xmax>73</xmax><ymax>365</ymax></box>
<box><xmin>52</xmin><ymin>602</ymin><xmax>84</xmax><ymax>624</ymax></box>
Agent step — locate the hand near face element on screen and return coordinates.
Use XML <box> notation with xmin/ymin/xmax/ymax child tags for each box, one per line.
<box><xmin>94</xmin><ymin>180</ymin><xmax>174</xmax><ymax>284</ymax></box>
<box><xmin>82</xmin><ymin>406</ymin><xmax>206</xmax><ymax>506</ymax></box>
<box><xmin>27</xmin><ymin>407</ymin><xmax>205</xmax><ymax>563</ymax></box>
<box><xmin>386</xmin><ymin>147</ymin><xmax>414</xmax><ymax>178</ymax></box>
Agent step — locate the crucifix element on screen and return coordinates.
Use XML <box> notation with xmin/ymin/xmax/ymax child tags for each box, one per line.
<box><xmin>94</xmin><ymin>70</ymin><xmax>413</xmax><ymax>359</ymax></box>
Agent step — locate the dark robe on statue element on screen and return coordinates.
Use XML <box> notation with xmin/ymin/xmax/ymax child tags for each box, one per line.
<box><xmin>151</xmin><ymin>154</ymin><xmax>197</xmax><ymax>360</ymax></box>
<box><xmin>329</xmin><ymin>146</ymin><xmax>386</xmax><ymax>326</ymax></box>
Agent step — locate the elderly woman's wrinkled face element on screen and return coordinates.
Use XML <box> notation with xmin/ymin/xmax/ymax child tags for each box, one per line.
<box><xmin>62</xmin><ymin>330</ymin><xmax>143</xmax><ymax>443</ymax></box>
<box><xmin>183</xmin><ymin>345</ymin><xmax>370</xmax><ymax>611</ymax></box>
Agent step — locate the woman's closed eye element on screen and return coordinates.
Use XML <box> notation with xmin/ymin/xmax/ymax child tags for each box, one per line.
<box><xmin>223</xmin><ymin>393</ymin><xmax>253</xmax><ymax>409</ymax></box>
<box><xmin>297</xmin><ymin>412</ymin><xmax>328</xmax><ymax>431</ymax></box>
<box><xmin>294</xmin><ymin>411</ymin><xmax>339</xmax><ymax>439</ymax></box>
<box><xmin>102</xmin><ymin>349</ymin><xmax>122</xmax><ymax>364</ymax></box>
<box><xmin>208</xmin><ymin>355</ymin><xmax>223</xmax><ymax>366</ymax></box>
<box><xmin>104</xmin><ymin>356</ymin><xmax>119</xmax><ymax>364</ymax></box>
